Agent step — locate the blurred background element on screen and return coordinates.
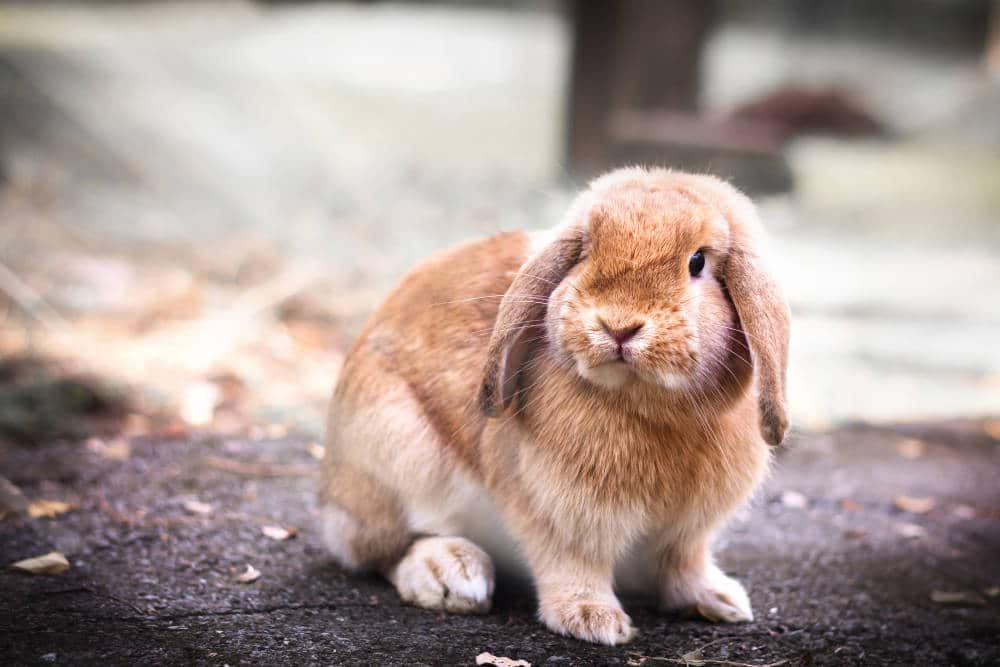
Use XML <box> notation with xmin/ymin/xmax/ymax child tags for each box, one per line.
<box><xmin>0</xmin><ymin>0</ymin><xmax>997</xmax><ymax>444</ymax></box>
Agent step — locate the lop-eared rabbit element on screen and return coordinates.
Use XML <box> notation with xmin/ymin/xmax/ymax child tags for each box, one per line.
<box><xmin>319</xmin><ymin>167</ymin><xmax>790</xmax><ymax>644</ymax></box>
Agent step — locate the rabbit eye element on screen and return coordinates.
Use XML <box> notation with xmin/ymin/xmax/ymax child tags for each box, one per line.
<box><xmin>688</xmin><ymin>250</ymin><xmax>705</xmax><ymax>277</ymax></box>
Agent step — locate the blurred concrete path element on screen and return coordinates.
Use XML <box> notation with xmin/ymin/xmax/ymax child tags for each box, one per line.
<box><xmin>2</xmin><ymin>422</ymin><xmax>998</xmax><ymax>665</ymax></box>
<box><xmin>0</xmin><ymin>1</ymin><xmax>998</xmax><ymax>431</ymax></box>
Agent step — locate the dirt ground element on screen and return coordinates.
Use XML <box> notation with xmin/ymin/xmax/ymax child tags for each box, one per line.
<box><xmin>2</xmin><ymin>420</ymin><xmax>998</xmax><ymax>666</ymax></box>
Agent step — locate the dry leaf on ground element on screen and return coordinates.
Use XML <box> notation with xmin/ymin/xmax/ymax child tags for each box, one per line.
<box><xmin>27</xmin><ymin>499</ymin><xmax>74</xmax><ymax>519</ymax></box>
<box><xmin>476</xmin><ymin>652</ymin><xmax>531</xmax><ymax>667</ymax></box>
<box><xmin>212</xmin><ymin>410</ymin><xmax>249</xmax><ymax>436</ymax></box>
<box><xmin>930</xmin><ymin>590</ymin><xmax>986</xmax><ymax>606</ymax></box>
<box><xmin>183</xmin><ymin>499</ymin><xmax>213</xmax><ymax>515</ymax></box>
<box><xmin>11</xmin><ymin>551</ymin><xmax>70</xmax><ymax>575</ymax></box>
<box><xmin>896</xmin><ymin>523</ymin><xmax>927</xmax><ymax>539</ymax></box>
<box><xmin>266</xmin><ymin>423</ymin><xmax>288</xmax><ymax>438</ymax></box>
<box><xmin>236</xmin><ymin>564</ymin><xmax>261</xmax><ymax>583</ymax></box>
<box><xmin>780</xmin><ymin>490</ymin><xmax>808</xmax><ymax>509</ymax></box>
<box><xmin>261</xmin><ymin>525</ymin><xmax>296</xmax><ymax>541</ymax></box>
<box><xmin>951</xmin><ymin>504</ymin><xmax>977</xmax><ymax>519</ymax></box>
<box><xmin>180</xmin><ymin>381</ymin><xmax>221</xmax><ymax>427</ymax></box>
<box><xmin>86</xmin><ymin>436</ymin><xmax>131</xmax><ymax>460</ymax></box>
<box><xmin>840</xmin><ymin>498</ymin><xmax>861</xmax><ymax>512</ymax></box>
<box><xmin>122</xmin><ymin>414</ymin><xmax>151</xmax><ymax>437</ymax></box>
<box><xmin>894</xmin><ymin>495</ymin><xmax>935</xmax><ymax>514</ymax></box>
<box><xmin>895</xmin><ymin>438</ymin><xmax>926</xmax><ymax>460</ymax></box>
<box><xmin>160</xmin><ymin>420</ymin><xmax>190</xmax><ymax>439</ymax></box>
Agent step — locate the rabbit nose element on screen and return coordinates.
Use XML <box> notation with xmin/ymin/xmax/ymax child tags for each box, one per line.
<box><xmin>599</xmin><ymin>318</ymin><xmax>644</xmax><ymax>346</ymax></box>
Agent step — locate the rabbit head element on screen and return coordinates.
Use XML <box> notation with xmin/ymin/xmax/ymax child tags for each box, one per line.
<box><xmin>480</xmin><ymin>167</ymin><xmax>790</xmax><ymax>446</ymax></box>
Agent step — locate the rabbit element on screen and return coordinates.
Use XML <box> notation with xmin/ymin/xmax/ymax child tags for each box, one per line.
<box><xmin>318</xmin><ymin>166</ymin><xmax>790</xmax><ymax>645</ymax></box>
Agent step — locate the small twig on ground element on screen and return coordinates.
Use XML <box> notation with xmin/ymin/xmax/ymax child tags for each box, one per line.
<box><xmin>97</xmin><ymin>491</ymin><xmax>140</xmax><ymax>526</ymax></box>
<box><xmin>765</xmin><ymin>624</ymin><xmax>804</xmax><ymax>637</ymax></box>
<box><xmin>199</xmin><ymin>455</ymin><xmax>316</xmax><ymax>477</ymax></box>
<box><xmin>628</xmin><ymin>656</ymin><xmax>788</xmax><ymax>667</ymax></box>
<box><xmin>627</xmin><ymin>638</ymin><xmax>790</xmax><ymax>667</ymax></box>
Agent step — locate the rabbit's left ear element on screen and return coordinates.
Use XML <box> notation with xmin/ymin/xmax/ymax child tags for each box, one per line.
<box><xmin>725</xmin><ymin>231</ymin><xmax>791</xmax><ymax>446</ymax></box>
<box><xmin>479</xmin><ymin>230</ymin><xmax>584</xmax><ymax>416</ymax></box>
<box><xmin>684</xmin><ymin>176</ymin><xmax>791</xmax><ymax>446</ymax></box>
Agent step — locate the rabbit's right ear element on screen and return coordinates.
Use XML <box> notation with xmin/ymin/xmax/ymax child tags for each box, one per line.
<box><xmin>679</xmin><ymin>174</ymin><xmax>791</xmax><ymax>446</ymax></box>
<box><xmin>479</xmin><ymin>230</ymin><xmax>584</xmax><ymax>416</ymax></box>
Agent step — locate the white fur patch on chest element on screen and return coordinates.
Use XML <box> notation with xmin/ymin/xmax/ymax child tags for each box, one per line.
<box><xmin>518</xmin><ymin>439</ymin><xmax>650</xmax><ymax>561</ymax></box>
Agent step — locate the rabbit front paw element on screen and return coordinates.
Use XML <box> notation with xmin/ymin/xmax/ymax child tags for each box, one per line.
<box><xmin>538</xmin><ymin>591</ymin><xmax>637</xmax><ymax>645</ymax></box>
<box><xmin>388</xmin><ymin>536</ymin><xmax>494</xmax><ymax>614</ymax></box>
<box><xmin>663</xmin><ymin>563</ymin><xmax>754</xmax><ymax>623</ymax></box>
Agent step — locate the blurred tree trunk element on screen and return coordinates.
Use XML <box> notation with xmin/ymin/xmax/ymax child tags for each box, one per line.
<box><xmin>565</xmin><ymin>0</ymin><xmax>713</xmax><ymax>178</ymax></box>
<box><xmin>987</xmin><ymin>0</ymin><xmax>1000</xmax><ymax>72</ymax></box>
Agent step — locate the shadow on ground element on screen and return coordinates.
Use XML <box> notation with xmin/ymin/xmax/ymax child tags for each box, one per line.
<box><xmin>1</xmin><ymin>421</ymin><xmax>998</xmax><ymax>666</ymax></box>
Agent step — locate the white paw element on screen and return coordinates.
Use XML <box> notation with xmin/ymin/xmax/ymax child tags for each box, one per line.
<box><xmin>539</xmin><ymin>592</ymin><xmax>637</xmax><ymax>645</ymax></box>
<box><xmin>664</xmin><ymin>564</ymin><xmax>754</xmax><ymax>623</ymax></box>
<box><xmin>388</xmin><ymin>536</ymin><xmax>494</xmax><ymax>614</ymax></box>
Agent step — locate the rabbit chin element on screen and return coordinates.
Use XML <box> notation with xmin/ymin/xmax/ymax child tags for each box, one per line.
<box><xmin>575</xmin><ymin>357</ymin><xmax>695</xmax><ymax>393</ymax></box>
<box><xmin>576</xmin><ymin>359</ymin><xmax>633</xmax><ymax>389</ymax></box>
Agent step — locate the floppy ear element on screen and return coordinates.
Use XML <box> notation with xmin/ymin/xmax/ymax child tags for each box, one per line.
<box><xmin>682</xmin><ymin>175</ymin><xmax>790</xmax><ymax>446</ymax></box>
<box><xmin>725</xmin><ymin>231</ymin><xmax>791</xmax><ymax>446</ymax></box>
<box><xmin>479</xmin><ymin>230</ymin><xmax>584</xmax><ymax>416</ymax></box>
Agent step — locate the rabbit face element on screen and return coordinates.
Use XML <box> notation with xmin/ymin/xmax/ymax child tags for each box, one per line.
<box><xmin>546</xmin><ymin>187</ymin><xmax>746</xmax><ymax>394</ymax></box>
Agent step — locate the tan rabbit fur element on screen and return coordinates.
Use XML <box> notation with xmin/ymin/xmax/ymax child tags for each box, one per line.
<box><xmin>319</xmin><ymin>167</ymin><xmax>790</xmax><ymax>645</ymax></box>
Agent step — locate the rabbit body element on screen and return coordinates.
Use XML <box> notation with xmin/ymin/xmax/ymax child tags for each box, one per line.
<box><xmin>319</xmin><ymin>168</ymin><xmax>788</xmax><ymax>644</ymax></box>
